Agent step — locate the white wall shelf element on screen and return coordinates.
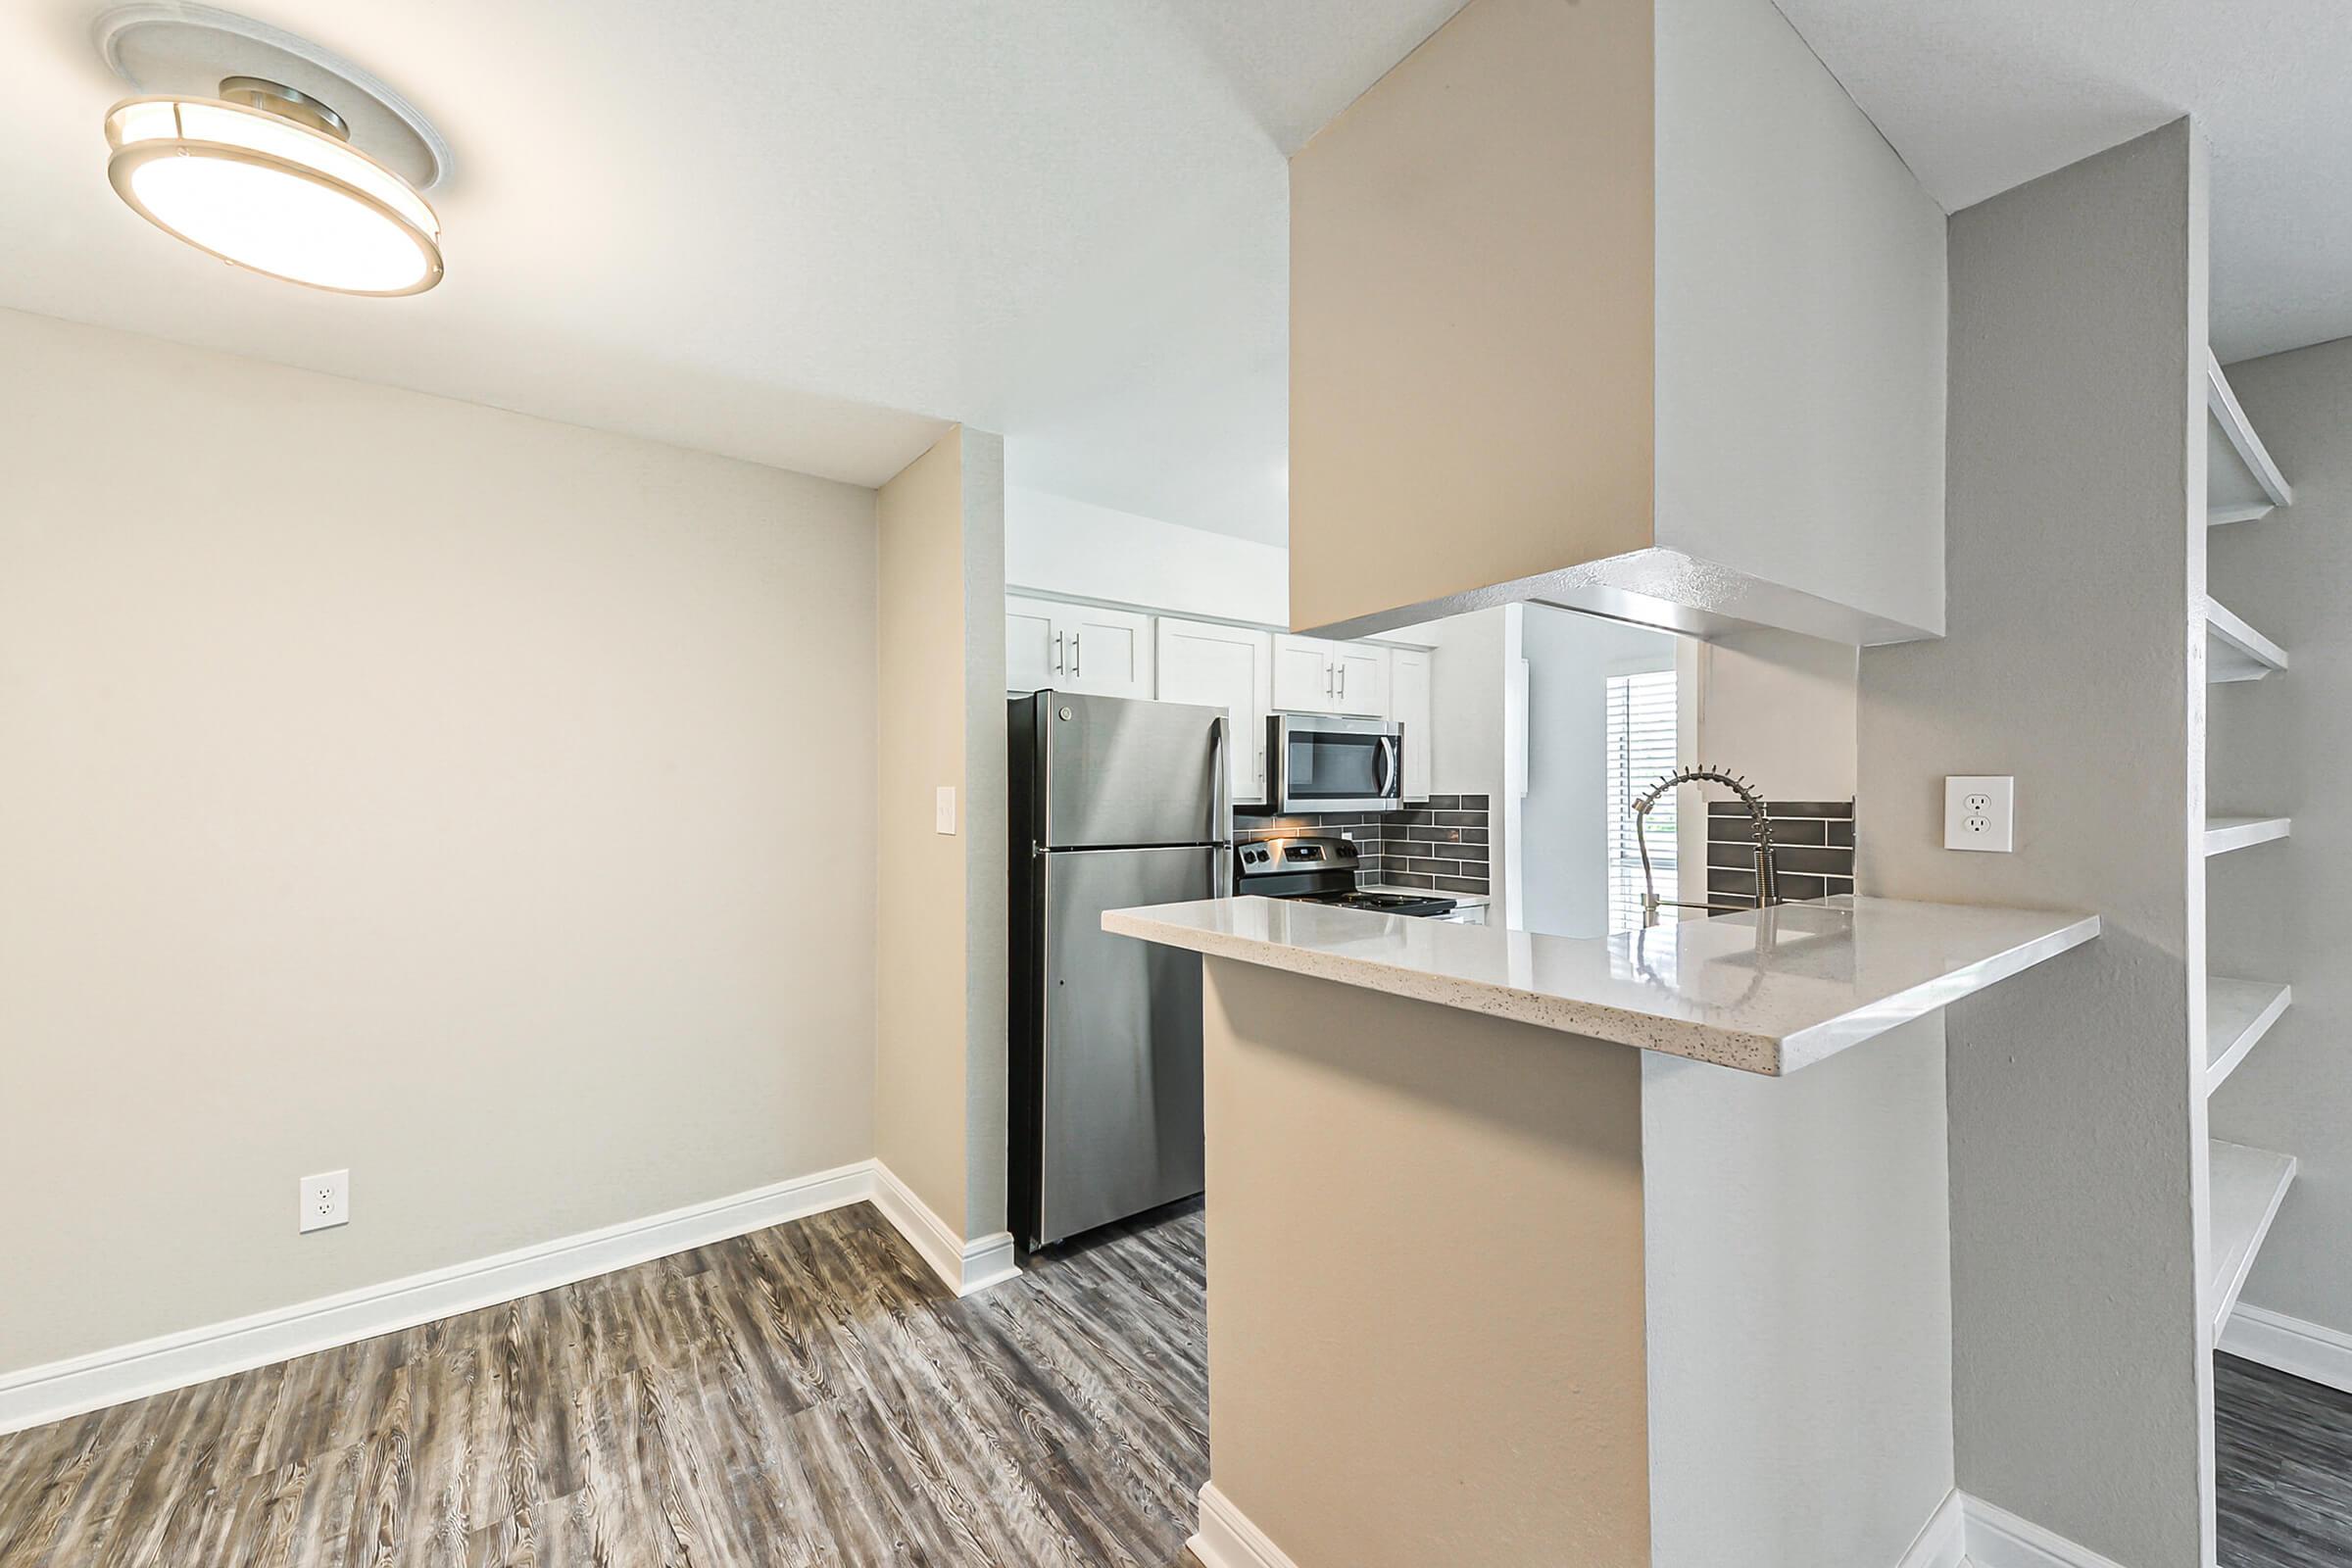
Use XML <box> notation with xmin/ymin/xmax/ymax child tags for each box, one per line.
<box><xmin>2205</xmin><ymin>597</ymin><xmax>2288</xmax><ymax>683</ymax></box>
<box><xmin>2205</xmin><ymin>815</ymin><xmax>2292</xmax><ymax>857</ymax></box>
<box><xmin>2209</xmin><ymin>1140</ymin><xmax>2298</xmax><ymax>1336</ymax></box>
<box><xmin>2206</xmin><ymin>978</ymin><xmax>2291</xmax><ymax>1097</ymax></box>
<box><xmin>2208</xmin><ymin>352</ymin><xmax>2293</xmax><ymax>526</ymax></box>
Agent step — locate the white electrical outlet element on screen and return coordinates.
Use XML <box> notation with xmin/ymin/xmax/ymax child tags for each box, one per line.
<box><xmin>1943</xmin><ymin>775</ymin><xmax>2015</xmax><ymax>853</ymax></box>
<box><xmin>300</xmin><ymin>1169</ymin><xmax>349</xmax><ymax>1234</ymax></box>
<box><xmin>935</xmin><ymin>785</ymin><xmax>957</xmax><ymax>836</ymax></box>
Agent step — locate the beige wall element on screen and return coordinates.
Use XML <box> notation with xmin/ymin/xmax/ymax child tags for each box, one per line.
<box><xmin>1693</xmin><ymin>629</ymin><xmax>1861</xmax><ymax>803</ymax></box>
<box><xmin>874</xmin><ymin>427</ymin><xmax>1008</xmax><ymax>1242</ymax></box>
<box><xmin>1200</xmin><ymin>958</ymin><xmax>1651</xmax><ymax>1567</ymax></box>
<box><xmin>1288</xmin><ymin>0</ymin><xmax>1656</xmax><ymax>635</ymax></box>
<box><xmin>0</xmin><ymin>309</ymin><xmax>880</xmax><ymax>1375</ymax></box>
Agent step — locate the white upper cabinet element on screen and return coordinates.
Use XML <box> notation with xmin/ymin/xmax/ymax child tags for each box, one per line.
<box><xmin>1016</xmin><ymin>597</ymin><xmax>1420</xmax><ymax>799</ymax></box>
<box><xmin>1006</xmin><ymin>596</ymin><xmax>1060</xmax><ymax>694</ymax></box>
<box><xmin>1271</xmin><ymin>634</ymin><xmax>1338</xmax><ymax>712</ymax></box>
<box><xmin>1332</xmin><ymin>644</ymin><xmax>1389</xmax><ymax>718</ymax></box>
<box><xmin>1274</xmin><ymin>635</ymin><xmax>1388</xmax><ymax>717</ymax></box>
<box><xmin>1387</xmin><ymin>648</ymin><xmax>1433</xmax><ymax>803</ymax></box>
<box><xmin>1005</xmin><ymin>596</ymin><xmax>1152</xmax><ymax>699</ymax></box>
<box><xmin>1155</xmin><ymin>618</ymin><xmax>1273</xmax><ymax>804</ymax></box>
<box><xmin>1058</xmin><ymin>605</ymin><xmax>1152</xmax><ymax>698</ymax></box>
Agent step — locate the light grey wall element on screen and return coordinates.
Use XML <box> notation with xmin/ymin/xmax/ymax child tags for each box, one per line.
<box><xmin>0</xmin><ymin>309</ymin><xmax>882</xmax><ymax>1375</ymax></box>
<box><xmin>1519</xmin><ymin>607</ymin><xmax>1676</xmax><ymax>939</ymax></box>
<box><xmin>1642</xmin><ymin>1016</ymin><xmax>1953</xmax><ymax>1568</ymax></box>
<box><xmin>1856</xmin><ymin>122</ymin><xmax>2210</xmax><ymax>1567</ymax></box>
<box><xmin>1652</xmin><ymin>0</ymin><xmax>1948</xmax><ymax>640</ymax></box>
<box><xmin>2207</xmin><ymin>337</ymin><xmax>2352</xmax><ymax>1332</ymax></box>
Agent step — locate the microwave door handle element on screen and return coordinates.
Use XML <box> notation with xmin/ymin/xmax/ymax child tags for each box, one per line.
<box><xmin>1374</xmin><ymin>735</ymin><xmax>1396</xmax><ymax>799</ymax></box>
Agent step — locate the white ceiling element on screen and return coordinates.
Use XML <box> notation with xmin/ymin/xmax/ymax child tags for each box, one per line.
<box><xmin>1771</xmin><ymin>0</ymin><xmax>2352</xmax><ymax>364</ymax></box>
<box><xmin>2</xmin><ymin>0</ymin><xmax>1463</xmax><ymax>543</ymax></box>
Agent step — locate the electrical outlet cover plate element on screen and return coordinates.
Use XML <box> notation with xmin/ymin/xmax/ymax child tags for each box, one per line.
<box><xmin>1944</xmin><ymin>775</ymin><xmax>2015</xmax><ymax>853</ymax></box>
<box><xmin>300</xmin><ymin>1169</ymin><xmax>349</xmax><ymax>1233</ymax></box>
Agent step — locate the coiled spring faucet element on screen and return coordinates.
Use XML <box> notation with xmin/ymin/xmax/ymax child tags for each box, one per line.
<box><xmin>1633</xmin><ymin>765</ymin><xmax>1780</xmax><ymax>928</ymax></box>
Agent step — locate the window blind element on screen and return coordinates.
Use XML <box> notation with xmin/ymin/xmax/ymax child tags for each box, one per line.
<box><xmin>1605</xmin><ymin>669</ymin><xmax>1679</xmax><ymax>933</ymax></box>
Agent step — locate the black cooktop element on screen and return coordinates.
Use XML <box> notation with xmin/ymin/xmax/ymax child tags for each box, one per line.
<box><xmin>1303</xmin><ymin>890</ymin><xmax>1459</xmax><ymax>918</ymax></box>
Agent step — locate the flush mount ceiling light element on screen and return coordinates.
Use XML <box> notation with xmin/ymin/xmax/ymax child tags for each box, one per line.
<box><xmin>94</xmin><ymin>5</ymin><xmax>453</xmax><ymax>297</ymax></box>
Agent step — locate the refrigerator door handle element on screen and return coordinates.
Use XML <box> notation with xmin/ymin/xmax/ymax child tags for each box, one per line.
<box><xmin>1209</xmin><ymin>716</ymin><xmax>1232</xmax><ymax>875</ymax></box>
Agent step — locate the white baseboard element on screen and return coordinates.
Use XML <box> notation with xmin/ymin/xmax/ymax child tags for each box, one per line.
<box><xmin>1960</xmin><ymin>1494</ymin><xmax>2131</xmax><ymax>1568</ymax></box>
<box><xmin>0</xmin><ymin>1155</ymin><xmax>1018</xmax><ymax>1436</ymax></box>
<box><xmin>1187</xmin><ymin>1483</ymin><xmax>1298</xmax><ymax>1568</ymax></box>
<box><xmin>2220</xmin><ymin>1302</ymin><xmax>2352</xmax><ymax>1396</ymax></box>
<box><xmin>870</xmin><ymin>1160</ymin><xmax>1021</xmax><ymax>1297</ymax></box>
<box><xmin>1178</xmin><ymin>1477</ymin><xmax>2127</xmax><ymax>1568</ymax></box>
<box><xmin>1896</xmin><ymin>1489</ymin><xmax>1968</xmax><ymax>1568</ymax></box>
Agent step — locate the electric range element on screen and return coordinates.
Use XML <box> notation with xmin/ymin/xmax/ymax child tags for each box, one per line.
<box><xmin>1233</xmin><ymin>835</ymin><xmax>1458</xmax><ymax>918</ymax></box>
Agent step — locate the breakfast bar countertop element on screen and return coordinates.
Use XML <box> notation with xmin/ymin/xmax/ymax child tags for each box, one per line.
<box><xmin>1102</xmin><ymin>894</ymin><xmax>2098</xmax><ymax>1075</ymax></box>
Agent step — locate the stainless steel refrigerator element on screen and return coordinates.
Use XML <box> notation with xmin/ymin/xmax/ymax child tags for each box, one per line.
<box><xmin>1008</xmin><ymin>690</ymin><xmax>1230</xmax><ymax>1250</ymax></box>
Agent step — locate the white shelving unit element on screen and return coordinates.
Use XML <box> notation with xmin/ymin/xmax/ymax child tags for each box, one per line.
<box><xmin>2199</xmin><ymin>352</ymin><xmax>2297</xmax><ymax>1410</ymax></box>
<box><xmin>2204</xmin><ymin>814</ymin><xmax>2292</xmax><ymax>857</ymax></box>
<box><xmin>2208</xmin><ymin>350</ymin><xmax>2294</xmax><ymax>526</ymax></box>
<box><xmin>2207</xmin><ymin>1140</ymin><xmax>2298</xmax><ymax>1335</ymax></box>
<box><xmin>2205</xmin><ymin>597</ymin><xmax>2288</xmax><ymax>683</ymax></box>
<box><xmin>2206</xmin><ymin>977</ymin><xmax>2291</xmax><ymax>1096</ymax></box>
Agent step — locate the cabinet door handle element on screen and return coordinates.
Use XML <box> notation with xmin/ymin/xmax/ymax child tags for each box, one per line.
<box><xmin>1053</xmin><ymin>629</ymin><xmax>1063</xmax><ymax>675</ymax></box>
<box><xmin>1339</xmin><ymin>664</ymin><xmax>1348</xmax><ymax>704</ymax></box>
<box><xmin>1072</xmin><ymin>632</ymin><xmax>1082</xmax><ymax>678</ymax></box>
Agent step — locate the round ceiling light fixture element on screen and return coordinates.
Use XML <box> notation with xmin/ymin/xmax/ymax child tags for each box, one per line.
<box><xmin>94</xmin><ymin>6</ymin><xmax>453</xmax><ymax>298</ymax></box>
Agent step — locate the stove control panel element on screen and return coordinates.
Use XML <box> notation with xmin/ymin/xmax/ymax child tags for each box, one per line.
<box><xmin>1238</xmin><ymin>836</ymin><xmax>1361</xmax><ymax>878</ymax></box>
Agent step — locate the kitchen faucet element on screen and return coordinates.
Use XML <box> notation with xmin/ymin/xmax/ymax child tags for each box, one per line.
<box><xmin>1632</xmin><ymin>765</ymin><xmax>1780</xmax><ymax>928</ymax></box>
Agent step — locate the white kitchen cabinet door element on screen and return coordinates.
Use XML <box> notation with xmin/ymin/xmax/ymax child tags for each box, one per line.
<box><xmin>1388</xmin><ymin>647</ymin><xmax>1433</xmax><ymax>802</ymax></box>
<box><xmin>1058</xmin><ymin>605</ymin><xmax>1153</xmax><ymax>698</ymax></box>
<box><xmin>1271</xmin><ymin>634</ymin><xmax>1336</xmax><ymax>711</ymax></box>
<box><xmin>1155</xmin><ymin>618</ymin><xmax>1273</xmax><ymax>803</ymax></box>
<box><xmin>1006</xmin><ymin>595</ymin><xmax>1061</xmax><ymax>693</ymax></box>
<box><xmin>1333</xmin><ymin>643</ymin><xmax>1390</xmax><ymax>717</ymax></box>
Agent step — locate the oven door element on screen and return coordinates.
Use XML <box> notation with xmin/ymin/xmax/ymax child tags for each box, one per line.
<box><xmin>1273</xmin><ymin>715</ymin><xmax>1402</xmax><ymax>813</ymax></box>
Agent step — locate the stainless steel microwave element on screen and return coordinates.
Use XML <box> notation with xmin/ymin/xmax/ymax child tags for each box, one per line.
<box><xmin>1269</xmin><ymin>713</ymin><xmax>1403</xmax><ymax>813</ymax></box>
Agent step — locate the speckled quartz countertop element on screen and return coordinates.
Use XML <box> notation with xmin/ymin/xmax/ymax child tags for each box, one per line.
<box><xmin>1102</xmin><ymin>895</ymin><xmax>2098</xmax><ymax>1075</ymax></box>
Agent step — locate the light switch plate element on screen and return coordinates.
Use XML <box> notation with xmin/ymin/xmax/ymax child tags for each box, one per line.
<box><xmin>1944</xmin><ymin>776</ymin><xmax>2015</xmax><ymax>852</ymax></box>
<box><xmin>300</xmin><ymin>1169</ymin><xmax>349</xmax><ymax>1233</ymax></box>
<box><xmin>935</xmin><ymin>785</ymin><xmax>956</xmax><ymax>836</ymax></box>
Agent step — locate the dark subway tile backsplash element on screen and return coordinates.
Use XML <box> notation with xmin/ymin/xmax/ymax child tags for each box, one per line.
<box><xmin>1704</xmin><ymin>798</ymin><xmax>1856</xmax><ymax>910</ymax></box>
<box><xmin>1234</xmin><ymin>792</ymin><xmax>1491</xmax><ymax>896</ymax></box>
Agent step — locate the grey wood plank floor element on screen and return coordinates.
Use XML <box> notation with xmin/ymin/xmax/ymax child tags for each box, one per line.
<box><xmin>0</xmin><ymin>1199</ymin><xmax>1209</xmax><ymax>1568</ymax></box>
<box><xmin>2220</xmin><ymin>1350</ymin><xmax>2352</xmax><ymax>1567</ymax></box>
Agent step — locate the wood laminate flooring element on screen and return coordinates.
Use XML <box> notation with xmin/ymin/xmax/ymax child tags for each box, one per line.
<box><xmin>0</xmin><ymin>1200</ymin><xmax>1208</xmax><ymax>1568</ymax></box>
<box><xmin>2220</xmin><ymin>1350</ymin><xmax>2352</xmax><ymax>1567</ymax></box>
